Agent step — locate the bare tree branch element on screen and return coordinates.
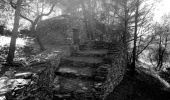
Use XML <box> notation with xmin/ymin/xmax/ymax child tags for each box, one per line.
<box><xmin>9</xmin><ymin>0</ymin><xmax>34</xmax><ymax>24</ymax></box>
<box><xmin>11</xmin><ymin>1</ymin><xmax>55</xmax><ymax>26</ymax></box>
<box><xmin>33</xmin><ymin>4</ymin><xmax>55</xmax><ymax>24</ymax></box>
<box><xmin>126</xmin><ymin>34</ymin><xmax>145</xmax><ymax>43</ymax></box>
<box><xmin>137</xmin><ymin>35</ymin><xmax>154</xmax><ymax>56</ymax></box>
<box><xmin>9</xmin><ymin>0</ymin><xmax>16</xmax><ymax>9</ymax></box>
<box><xmin>20</xmin><ymin>13</ymin><xmax>34</xmax><ymax>24</ymax></box>
<box><xmin>149</xmin><ymin>53</ymin><xmax>156</xmax><ymax>68</ymax></box>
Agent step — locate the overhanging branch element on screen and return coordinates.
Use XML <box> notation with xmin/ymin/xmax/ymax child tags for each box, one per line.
<box><xmin>33</xmin><ymin>4</ymin><xmax>55</xmax><ymax>24</ymax></box>
<box><xmin>9</xmin><ymin>0</ymin><xmax>16</xmax><ymax>9</ymax></box>
<box><xmin>126</xmin><ymin>34</ymin><xmax>145</xmax><ymax>43</ymax></box>
<box><xmin>20</xmin><ymin>13</ymin><xmax>33</xmax><ymax>24</ymax></box>
<box><xmin>137</xmin><ymin>35</ymin><xmax>154</xmax><ymax>56</ymax></box>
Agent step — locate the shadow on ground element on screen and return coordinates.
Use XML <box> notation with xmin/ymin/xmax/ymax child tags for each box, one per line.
<box><xmin>105</xmin><ymin>70</ymin><xmax>170</xmax><ymax>100</ymax></box>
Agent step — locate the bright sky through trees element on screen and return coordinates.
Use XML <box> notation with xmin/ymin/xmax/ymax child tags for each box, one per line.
<box><xmin>153</xmin><ymin>0</ymin><xmax>170</xmax><ymax>22</ymax></box>
<box><xmin>43</xmin><ymin>0</ymin><xmax>170</xmax><ymax>22</ymax></box>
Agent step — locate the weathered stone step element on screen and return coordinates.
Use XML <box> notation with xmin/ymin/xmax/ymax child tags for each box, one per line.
<box><xmin>94</xmin><ymin>64</ymin><xmax>110</xmax><ymax>78</ymax></box>
<box><xmin>53</xmin><ymin>77</ymin><xmax>95</xmax><ymax>99</ymax></box>
<box><xmin>56</xmin><ymin>77</ymin><xmax>93</xmax><ymax>92</ymax></box>
<box><xmin>64</xmin><ymin>56</ymin><xmax>103</xmax><ymax>64</ymax></box>
<box><xmin>55</xmin><ymin>71</ymin><xmax>107</xmax><ymax>82</ymax></box>
<box><xmin>95</xmin><ymin>72</ymin><xmax>108</xmax><ymax>76</ymax></box>
<box><xmin>108</xmin><ymin>49</ymin><xmax>121</xmax><ymax>53</ymax></box>
<box><xmin>72</xmin><ymin>49</ymin><xmax>108</xmax><ymax>57</ymax></box>
<box><xmin>59</xmin><ymin>56</ymin><xmax>105</xmax><ymax>68</ymax></box>
<box><xmin>55</xmin><ymin>64</ymin><xmax>109</xmax><ymax>82</ymax></box>
<box><xmin>79</xmin><ymin>41</ymin><xmax>121</xmax><ymax>50</ymax></box>
<box><xmin>53</xmin><ymin>93</ymin><xmax>73</xmax><ymax>100</ymax></box>
<box><xmin>55</xmin><ymin>72</ymin><xmax>93</xmax><ymax>81</ymax></box>
<box><xmin>58</xmin><ymin>66</ymin><xmax>93</xmax><ymax>77</ymax></box>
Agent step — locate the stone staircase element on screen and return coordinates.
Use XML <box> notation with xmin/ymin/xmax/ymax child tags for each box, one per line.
<box><xmin>0</xmin><ymin>41</ymin><xmax>125</xmax><ymax>100</ymax></box>
<box><xmin>54</xmin><ymin>41</ymin><xmax>121</xmax><ymax>99</ymax></box>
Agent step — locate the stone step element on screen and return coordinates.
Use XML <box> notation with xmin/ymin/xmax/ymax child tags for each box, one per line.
<box><xmin>55</xmin><ymin>71</ymin><xmax>107</xmax><ymax>82</ymax></box>
<box><xmin>55</xmin><ymin>64</ymin><xmax>109</xmax><ymax>82</ymax></box>
<box><xmin>59</xmin><ymin>56</ymin><xmax>105</xmax><ymax>68</ymax></box>
<box><xmin>95</xmin><ymin>72</ymin><xmax>108</xmax><ymax>76</ymax></box>
<box><xmin>79</xmin><ymin>44</ymin><xmax>120</xmax><ymax>50</ymax></box>
<box><xmin>53</xmin><ymin>78</ymin><xmax>95</xmax><ymax>99</ymax></box>
<box><xmin>55</xmin><ymin>72</ymin><xmax>94</xmax><ymax>81</ymax></box>
<box><xmin>94</xmin><ymin>64</ymin><xmax>110</xmax><ymax>76</ymax></box>
<box><xmin>79</xmin><ymin>41</ymin><xmax>121</xmax><ymax>50</ymax></box>
<box><xmin>79</xmin><ymin>44</ymin><xmax>90</xmax><ymax>50</ymax></box>
<box><xmin>58</xmin><ymin>66</ymin><xmax>94</xmax><ymax>77</ymax></box>
<box><xmin>108</xmin><ymin>49</ymin><xmax>121</xmax><ymax>53</ymax></box>
<box><xmin>72</xmin><ymin>49</ymin><xmax>108</xmax><ymax>57</ymax></box>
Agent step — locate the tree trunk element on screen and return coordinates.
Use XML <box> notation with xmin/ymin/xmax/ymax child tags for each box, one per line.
<box><xmin>0</xmin><ymin>25</ymin><xmax>4</xmax><ymax>35</ymax></box>
<box><xmin>19</xmin><ymin>4</ymin><xmax>55</xmax><ymax>51</ymax></box>
<box><xmin>123</xmin><ymin>0</ymin><xmax>128</xmax><ymax>69</ymax></box>
<box><xmin>72</xmin><ymin>28</ymin><xmax>80</xmax><ymax>45</ymax></box>
<box><xmin>31</xmin><ymin>24</ymin><xmax>45</xmax><ymax>51</ymax></box>
<box><xmin>6</xmin><ymin>0</ymin><xmax>22</xmax><ymax>64</ymax></box>
<box><xmin>36</xmin><ymin>34</ymin><xmax>45</xmax><ymax>51</ymax></box>
<box><xmin>156</xmin><ymin>36</ymin><xmax>162</xmax><ymax>70</ymax></box>
<box><xmin>81</xmin><ymin>1</ymin><xmax>91</xmax><ymax>41</ymax></box>
<box><xmin>131</xmin><ymin>0</ymin><xmax>139</xmax><ymax>76</ymax></box>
